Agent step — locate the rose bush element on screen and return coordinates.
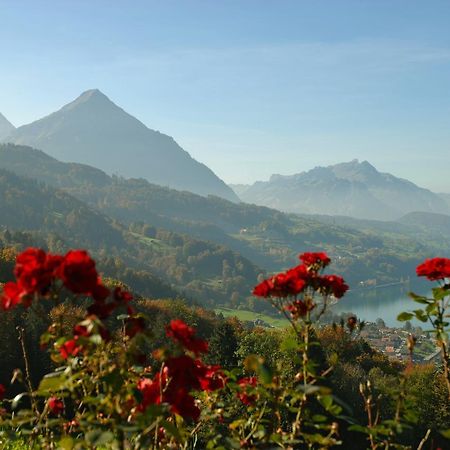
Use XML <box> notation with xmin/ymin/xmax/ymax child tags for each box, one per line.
<box><xmin>0</xmin><ymin>248</ymin><xmax>448</xmax><ymax>449</ymax></box>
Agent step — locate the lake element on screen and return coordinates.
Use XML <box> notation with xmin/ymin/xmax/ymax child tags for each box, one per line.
<box><xmin>331</xmin><ymin>282</ymin><xmax>429</xmax><ymax>328</ymax></box>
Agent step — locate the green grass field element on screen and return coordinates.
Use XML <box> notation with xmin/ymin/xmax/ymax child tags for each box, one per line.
<box><xmin>214</xmin><ymin>307</ymin><xmax>290</xmax><ymax>328</ymax></box>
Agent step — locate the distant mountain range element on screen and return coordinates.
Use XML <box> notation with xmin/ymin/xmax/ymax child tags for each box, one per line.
<box><xmin>2</xmin><ymin>89</ymin><xmax>238</xmax><ymax>202</ymax></box>
<box><xmin>439</xmin><ymin>193</ymin><xmax>450</xmax><ymax>210</ymax></box>
<box><xmin>0</xmin><ymin>113</ymin><xmax>14</xmax><ymax>140</ymax></box>
<box><xmin>232</xmin><ymin>160</ymin><xmax>449</xmax><ymax>220</ymax></box>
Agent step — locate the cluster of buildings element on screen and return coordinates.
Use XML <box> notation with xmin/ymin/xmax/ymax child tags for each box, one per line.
<box><xmin>360</xmin><ymin>322</ymin><xmax>440</xmax><ymax>363</ymax></box>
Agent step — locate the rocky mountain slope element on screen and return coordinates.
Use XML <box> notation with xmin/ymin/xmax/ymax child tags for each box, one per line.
<box><xmin>2</xmin><ymin>89</ymin><xmax>239</xmax><ymax>202</ymax></box>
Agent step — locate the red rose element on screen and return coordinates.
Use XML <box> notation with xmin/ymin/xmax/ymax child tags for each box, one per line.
<box><xmin>59</xmin><ymin>338</ymin><xmax>82</xmax><ymax>359</ymax></box>
<box><xmin>137</xmin><ymin>376</ymin><xmax>162</xmax><ymax>411</ymax></box>
<box><xmin>48</xmin><ymin>397</ymin><xmax>64</xmax><ymax>415</ymax></box>
<box><xmin>73</xmin><ymin>324</ymin><xmax>90</xmax><ymax>337</ymax></box>
<box><xmin>252</xmin><ymin>278</ymin><xmax>274</xmax><ymax>298</ymax></box>
<box><xmin>299</xmin><ymin>252</ymin><xmax>331</xmax><ymax>269</ymax></box>
<box><xmin>319</xmin><ymin>274</ymin><xmax>349</xmax><ymax>298</ymax></box>
<box><xmin>198</xmin><ymin>364</ymin><xmax>226</xmax><ymax>391</ymax></box>
<box><xmin>0</xmin><ymin>282</ymin><xmax>27</xmax><ymax>310</ymax></box>
<box><xmin>91</xmin><ymin>282</ymin><xmax>110</xmax><ymax>302</ymax></box>
<box><xmin>73</xmin><ymin>322</ymin><xmax>110</xmax><ymax>342</ymax></box>
<box><xmin>416</xmin><ymin>258</ymin><xmax>450</xmax><ymax>281</ymax></box>
<box><xmin>57</xmin><ymin>250</ymin><xmax>99</xmax><ymax>294</ymax></box>
<box><xmin>253</xmin><ymin>264</ymin><xmax>308</xmax><ymax>298</ymax></box>
<box><xmin>286</xmin><ymin>299</ymin><xmax>315</xmax><ymax>319</ymax></box>
<box><xmin>166</xmin><ymin>320</ymin><xmax>208</xmax><ymax>355</ymax></box>
<box><xmin>14</xmin><ymin>249</ymin><xmax>63</xmax><ymax>296</ymax></box>
<box><xmin>237</xmin><ymin>377</ymin><xmax>258</xmax><ymax>405</ymax></box>
<box><xmin>167</xmin><ymin>389</ymin><xmax>200</xmax><ymax>421</ymax></box>
<box><xmin>113</xmin><ymin>287</ymin><xmax>133</xmax><ymax>303</ymax></box>
<box><xmin>137</xmin><ymin>352</ymin><xmax>224</xmax><ymax>421</ymax></box>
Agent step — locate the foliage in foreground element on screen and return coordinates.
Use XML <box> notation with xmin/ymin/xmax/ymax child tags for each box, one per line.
<box><xmin>0</xmin><ymin>249</ymin><xmax>449</xmax><ymax>449</ymax></box>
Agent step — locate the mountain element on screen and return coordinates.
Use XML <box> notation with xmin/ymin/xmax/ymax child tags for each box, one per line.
<box><xmin>235</xmin><ymin>160</ymin><xmax>448</xmax><ymax>220</ymax></box>
<box><xmin>439</xmin><ymin>193</ymin><xmax>450</xmax><ymax>210</ymax></box>
<box><xmin>0</xmin><ymin>113</ymin><xmax>14</xmax><ymax>140</ymax></box>
<box><xmin>2</xmin><ymin>89</ymin><xmax>239</xmax><ymax>202</ymax></box>
<box><xmin>0</xmin><ymin>143</ymin><xmax>441</xmax><ymax>289</ymax></box>
<box><xmin>0</xmin><ymin>159</ymin><xmax>261</xmax><ymax>306</ymax></box>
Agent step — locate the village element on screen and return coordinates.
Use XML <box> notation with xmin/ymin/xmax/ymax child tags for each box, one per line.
<box><xmin>359</xmin><ymin>321</ymin><xmax>441</xmax><ymax>363</ymax></box>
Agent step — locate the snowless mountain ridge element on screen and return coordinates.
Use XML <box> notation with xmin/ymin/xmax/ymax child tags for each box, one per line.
<box><xmin>2</xmin><ymin>89</ymin><xmax>239</xmax><ymax>202</ymax></box>
<box><xmin>232</xmin><ymin>159</ymin><xmax>449</xmax><ymax>221</ymax></box>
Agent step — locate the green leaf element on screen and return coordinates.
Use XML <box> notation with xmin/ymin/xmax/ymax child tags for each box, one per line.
<box><xmin>101</xmin><ymin>369</ymin><xmax>124</xmax><ymax>391</ymax></box>
<box><xmin>258</xmin><ymin>363</ymin><xmax>273</xmax><ymax>385</ymax></box>
<box><xmin>58</xmin><ymin>436</ymin><xmax>74</xmax><ymax>450</ymax></box>
<box><xmin>348</xmin><ymin>425</ymin><xmax>368</xmax><ymax>433</ymax></box>
<box><xmin>318</xmin><ymin>395</ymin><xmax>333</xmax><ymax>410</ymax></box>
<box><xmin>440</xmin><ymin>428</ymin><xmax>450</xmax><ymax>438</ymax></box>
<box><xmin>161</xmin><ymin>420</ymin><xmax>182</xmax><ymax>441</ymax></box>
<box><xmin>433</xmin><ymin>287</ymin><xmax>448</xmax><ymax>301</ymax></box>
<box><xmin>413</xmin><ymin>310</ymin><xmax>428</xmax><ymax>323</ymax></box>
<box><xmin>312</xmin><ymin>414</ymin><xmax>327</xmax><ymax>423</ymax></box>
<box><xmin>85</xmin><ymin>429</ymin><xmax>114</xmax><ymax>446</ymax></box>
<box><xmin>397</xmin><ymin>312</ymin><xmax>414</xmax><ymax>322</ymax></box>
<box><xmin>37</xmin><ymin>372</ymin><xmax>67</xmax><ymax>394</ymax></box>
<box><xmin>409</xmin><ymin>292</ymin><xmax>431</xmax><ymax>303</ymax></box>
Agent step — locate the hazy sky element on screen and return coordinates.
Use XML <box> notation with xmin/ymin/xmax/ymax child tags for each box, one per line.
<box><xmin>1</xmin><ymin>1</ymin><xmax>450</xmax><ymax>191</ymax></box>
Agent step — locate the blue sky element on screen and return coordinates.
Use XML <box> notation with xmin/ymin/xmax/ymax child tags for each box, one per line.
<box><xmin>1</xmin><ymin>1</ymin><xmax>450</xmax><ymax>191</ymax></box>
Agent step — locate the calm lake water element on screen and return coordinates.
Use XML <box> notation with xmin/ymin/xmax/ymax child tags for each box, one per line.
<box><xmin>331</xmin><ymin>282</ymin><xmax>429</xmax><ymax>328</ymax></box>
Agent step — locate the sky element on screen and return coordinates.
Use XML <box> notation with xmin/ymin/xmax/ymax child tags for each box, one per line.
<box><xmin>1</xmin><ymin>0</ymin><xmax>450</xmax><ymax>191</ymax></box>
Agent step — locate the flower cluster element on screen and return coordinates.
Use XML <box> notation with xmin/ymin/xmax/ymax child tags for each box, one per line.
<box><xmin>416</xmin><ymin>257</ymin><xmax>450</xmax><ymax>281</ymax></box>
<box><xmin>48</xmin><ymin>397</ymin><xmax>64</xmax><ymax>415</ymax></box>
<box><xmin>252</xmin><ymin>252</ymin><xmax>348</xmax><ymax>303</ymax></box>
<box><xmin>137</xmin><ymin>319</ymin><xmax>225</xmax><ymax>421</ymax></box>
<box><xmin>0</xmin><ymin>248</ymin><xmax>138</xmax><ymax>361</ymax></box>
<box><xmin>0</xmin><ymin>248</ymin><xmax>114</xmax><ymax>310</ymax></box>
<box><xmin>165</xmin><ymin>319</ymin><xmax>209</xmax><ymax>355</ymax></box>
<box><xmin>236</xmin><ymin>377</ymin><xmax>258</xmax><ymax>405</ymax></box>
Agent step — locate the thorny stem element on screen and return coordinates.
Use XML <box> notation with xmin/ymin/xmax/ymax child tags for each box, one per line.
<box><xmin>17</xmin><ymin>326</ymin><xmax>39</xmax><ymax>417</ymax></box>
<box><xmin>434</xmin><ymin>296</ymin><xmax>450</xmax><ymax>399</ymax></box>
<box><xmin>361</xmin><ymin>386</ymin><xmax>377</xmax><ymax>450</ymax></box>
<box><xmin>291</xmin><ymin>311</ymin><xmax>312</xmax><ymax>440</ymax></box>
<box><xmin>416</xmin><ymin>428</ymin><xmax>431</xmax><ymax>450</ymax></box>
<box><xmin>440</xmin><ymin>338</ymin><xmax>450</xmax><ymax>399</ymax></box>
<box><xmin>244</xmin><ymin>401</ymin><xmax>267</xmax><ymax>443</ymax></box>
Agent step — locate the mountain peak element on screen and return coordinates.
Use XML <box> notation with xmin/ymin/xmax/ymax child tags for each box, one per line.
<box><xmin>62</xmin><ymin>89</ymin><xmax>114</xmax><ymax>112</ymax></box>
<box><xmin>0</xmin><ymin>112</ymin><xmax>15</xmax><ymax>140</ymax></box>
<box><xmin>79</xmin><ymin>88</ymin><xmax>109</xmax><ymax>100</ymax></box>
<box><xmin>331</xmin><ymin>159</ymin><xmax>379</xmax><ymax>183</ymax></box>
<box><xmin>3</xmin><ymin>90</ymin><xmax>239</xmax><ymax>202</ymax></box>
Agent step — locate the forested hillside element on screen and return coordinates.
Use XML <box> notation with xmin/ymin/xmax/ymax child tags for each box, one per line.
<box><xmin>0</xmin><ymin>165</ymin><xmax>261</xmax><ymax>307</ymax></box>
<box><xmin>0</xmin><ymin>144</ymin><xmax>443</xmax><ymax>288</ymax></box>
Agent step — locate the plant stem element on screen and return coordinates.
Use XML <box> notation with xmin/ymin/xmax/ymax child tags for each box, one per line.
<box><xmin>17</xmin><ymin>326</ymin><xmax>39</xmax><ymax>417</ymax></box>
